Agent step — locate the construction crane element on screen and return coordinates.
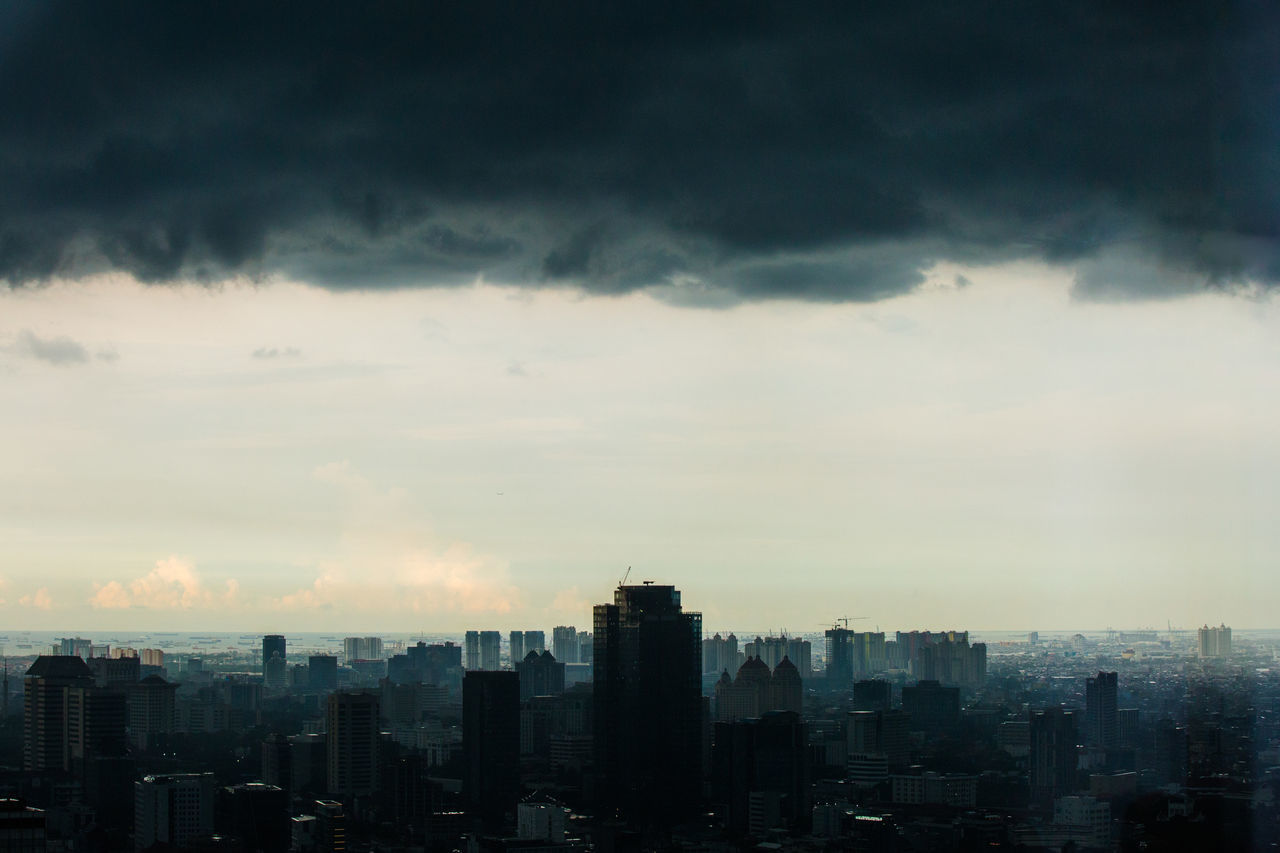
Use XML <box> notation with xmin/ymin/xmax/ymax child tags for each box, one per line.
<box><xmin>619</xmin><ymin>566</ymin><xmax>631</xmax><ymax>586</ymax></box>
<box><xmin>822</xmin><ymin>616</ymin><xmax>869</xmax><ymax>631</ymax></box>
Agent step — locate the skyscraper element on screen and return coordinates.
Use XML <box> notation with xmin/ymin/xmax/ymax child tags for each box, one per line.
<box><xmin>326</xmin><ymin>691</ymin><xmax>379</xmax><ymax>797</ymax></box>
<box><xmin>593</xmin><ymin>583</ymin><xmax>702</xmax><ymax>825</ymax></box>
<box><xmin>462</xmin><ymin>671</ymin><xmax>520</xmax><ymax>828</ymax></box>
<box><xmin>24</xmin><ymin>655</ymin><xmax>94</xmax><ymax>771</ymax></box>
<box><xmin>1085</xmin><ymin>671</ymin><xmax>1118</xmax><ymax>749</ymax></box>
<box><xmin>516</xmin><ymin>650</ymin><xmax>566</xmax><ymax>701</ymax></box>
<box><xmin>309</xmin><ymin>655</ymin><xmax>338</xmax><ymax>691</ymax></box>
<box><xmin>262</xmin><ymin>635</ymin><xmax>286</xmax><ymax>675</ymax></box>
<box><xmin>1030</xmin><ymin>708</ymin><xmax>1078</xmax><ymax>803</ymax></box>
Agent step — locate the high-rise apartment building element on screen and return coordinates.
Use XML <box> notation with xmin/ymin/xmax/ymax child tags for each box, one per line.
<box><xmin>1198</xmin><ymin>624</ymin><xmax>1232</xmax><ymax>658</ymax></box>
<box><xmin>262</xmin><ymin>636</ymin><xmax>286</xmax><ymax>676</ymax></box>
<box><xmin>509</xmin><ymin>631</ymin><xmax>525</xmax><ymax>668</ymax></box>
<box><xmin>342</xmin><ymin>637</ymin><xmax>383</xmax><ymax>663</ymax></box>
<box><xmin>326</xmin><ymin>691</ymin><xmax>380</xmax><ymax>797</ymax></box>
<box><xmin>480</xmin><ymin>631</ymin><xmax>501</xmax><ymax>671</ymax></box>
<box><xmin>552</xmin><ymin>626</ymin><xmax>579</xmax><ymax>664</ymax></box>
<box><xmin>594</xmin><ymin>583</ymin><xmax>702</xmax><ymax>824</ymax></box>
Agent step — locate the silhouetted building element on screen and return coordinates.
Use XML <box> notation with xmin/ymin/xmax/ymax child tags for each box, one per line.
<box><xmin>594</xmin><ymin>583</ymin><xmax>702</xmax><ymax>826</ymax></box>
<box><xmin>262</xmin><ymin>636</ymin><xmax>286</xmax><ymax>676</ymax></box>
<box><xmin>847</xmin><ymin>709</ymin><xmax>910</xmax><ymax>770</ymax></box>
<box><xmin>135</xmin><ymin>772</ymin><xmax>215</xmax><ymax>852</ymax></box>
<box><xmin>516</xmin><ymin>650</ymin><xmax>565</xmax><ymax>701</ymax></box>
<box><xmin>462</xmin><ymin>671</ymin><xmax>519</xmax><ymax>828</ymax></box>
<box><xmin>712</xmin><ymin>711</ymin><xmax>810</xmax><ymax>836</ymax></box>
<box><xmin>853</xmin><ymin>679</ymin><xmax>892</xmax><ymax>712</ymax></box>
<box><xmin>89</xmin><ymin>654</ymin><xmax>140</xmax><ymax>688</ymax></box>
<box><xmin>219</xmin><ymin>783</ymin><xmax>289</xmax><ymax>853</ymax></box>
<box><xmin>824</xmin><ymin>628</ymin><xmax>853</xmax><ymax>687</ymax></box>
<box><xmin>128</xmin><ymin>675</ymin><xmax>176</xmax><ymax>751</ymax></box>
<box><xmin>309</xmin><ymin>656</ymin><xmax>338</xmax><ymax>691</ymax></box>
<box><xmin>24</xmin><ymin>655</ymin><xmax>93</xmax><ymax>771</ymax></box>
<box><xmin>901</xmin><ymin>680</ymin><xmax>960</xmax><ymax>733</ymax></box>
<box><xmin>1030</xmin><ymin>708</ymin><xmax>1078</xmax><ymax>803</ymax></box>
<box><xmin>0</xmin><ymin>798</ymin><xmax>46</xmax><ymax>853</ymax></box>
<box><xmin>509</xmin><ymin>632</ymin><xmax>525</xmax><ymax>668</ymax></box>
<box><xmin>326</xmin><ymin>692</ymin><xmax>379</xmax><ymax>797</ymax></box>
<box><xmin>1085</xmin><ymin>671</ymin><xmax>1118</xmax><ymax>749</ymax></box>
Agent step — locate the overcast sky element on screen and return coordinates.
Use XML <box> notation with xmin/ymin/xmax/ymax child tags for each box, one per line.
<box><xmin>1</xmin><ymin>3</ymin><xmax>1277</xmax><ymax>632</ymax></box>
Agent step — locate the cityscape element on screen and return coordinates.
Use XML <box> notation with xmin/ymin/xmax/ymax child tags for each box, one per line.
<box><xmin>4</xmin><ymin>2</ymin><xmax>1279</xmax><ymax>852</ymax></box>
<box><xmin>0</xmin><ymin>588</ymin><xmax>1272</xmax><ymax>851</ymax></box>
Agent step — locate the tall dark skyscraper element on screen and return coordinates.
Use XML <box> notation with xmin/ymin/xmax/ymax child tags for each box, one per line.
<box><xmin>1085</xmin><ymin>671</ymin><xmax>1118</xmax><ymax>749</ymax></box>
<box><xmin>462</xmin><ymin>671</ymin><xmax>519</xmax><ymax>828</ymax></box>
<box><xmin>24</xmin><ymin>656</ymin><xmax>94</xmax><ymax>772</ymax></box>
<box><xmin>593</xmin><ymin>583</ymin><xmax>702</xmax><ymax>826</ymax></box>
<box><xmin>262</xmin><ymin>635</ymin><xmax>286</xmax><ymax>675</ymax></box>
<box><xmin>1030</xmin><ymin>708</ymin><xmax>1078</xmax><ymax>803</ymax></box>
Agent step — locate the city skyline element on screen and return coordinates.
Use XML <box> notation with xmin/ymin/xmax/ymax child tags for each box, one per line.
<box><xmin>2</xmin><ymin>5</ymin><xmax>1278</xmax><ymax>632</ymax></box>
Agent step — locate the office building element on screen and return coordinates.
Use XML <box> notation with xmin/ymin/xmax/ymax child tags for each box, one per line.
<box><xmin>314</xmin><ymin>800</ymin><xmax>346</xmax><ymax>853</ymax></box>
<box><xmin>0</xmin><ymin>799</ymin><xmax>46</xmax><ymax>853</ymax></box>
<box><xmin>847</xmin><ymin>709</ymin><xmax>910</xmax><ymax>770</ymax></box>
<box><xmin>1085</xmin><ymin>671</ymin><xmax>1118</xmax><ymax>749</ymax></box>
<box><xmin>134</xmin><ymin>773</ymin><xmax>215</xmax><ymax>852</ymax></box>
<box><xmin>24</xmin><ymin>655</ymin><xmax>94</xmax><ymax>771</ymax></box>
<box><xmin>594</xmin><ymin>583</ymin><xmax>702</xmax><ymax>823</ymax></box>
<box><xmin>309</xmin><ymin>656</ymin><xmax>338</xmax><ymax>691</ymax></box>
<box><xmin>462</xmin><ymin>671</ymin><xmax>520</xmax><ymax>827</ymax></box>
<box><xmin>262</xmin><ymin>635</ymin><xmax>286</xmax><ymax>676</ymax></box>
<box><xmin>219</xmin><ymin>783</ymin><xmax>289</xmax><ymax>853</ymax></box>
<box><xmin>853</xmin><ymin>679</ymin><xmax>892</xmax><ymax>712</ymax></box>
<box><xmin>1030</xmin><ymin>708</ymin><xmax>1078</xmax><ymax>803</ymax></box>
<box><xmin>712</xmin><ymin>711</ymin><xmax>810</xmax><ymax>836</ymax></box>
<box><xmin>326</xmin><ymin>691</ymin><xmax>379</xmax><ymax>797</ymax></box>
<box><xmin>901</xmin><ymin>680</ymin><xmax>960</xmax><ymax>733</ymax></box>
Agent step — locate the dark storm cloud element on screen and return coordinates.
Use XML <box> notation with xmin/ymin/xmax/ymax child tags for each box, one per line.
<box><xmin>0</xmin><ymin>2</ymin><xmax>1276</xmax><ymax>303</ymax></box>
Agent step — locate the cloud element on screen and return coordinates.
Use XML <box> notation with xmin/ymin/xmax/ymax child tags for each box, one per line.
<box><xmin>13</xmin><ymin>329</ymin><xmax>89</xmax><ymax>365</ymax></box>
<box><xmin>547</xmin><ymin>586</ymin><xmax>591</xmax><ymax>619</ymax></box>
<box><xmin>0</xmin><ymin>4</ymin><xmax>1274</xmax><ymax>303</ymax></box>
<box><xmin>251</xmin><ymin>346</ymin><xmax>302</xmax><ymax>359</ymax></box>
<box><xmin>279</xmin><ymin>463</ymin><xmax>518</xmax><ymax>617</ymax></box>
<box><xmin>19</xmin><ymin>588</ymin><xmax>52</xmax><ymax>610</ymax></box>
<box><xmin>90</xmin><ymin>556</ymin><xmax>240</xmax><ymax>610</ymax></box>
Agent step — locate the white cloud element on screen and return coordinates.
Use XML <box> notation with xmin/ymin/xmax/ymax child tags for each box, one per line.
<box><xmin>19</xmin><ymin>588</ymin><xmax>53</xmax><ymax>610</ymax></box>
<box><xmin>90</xmin><ymin>556</ymin><xmax>239</xmax><ymax>610</ymax></box>
<box><xmin>278</xmin><ymin>465</ymin><xmax>519</xmax><ymax>617</ymax></box>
